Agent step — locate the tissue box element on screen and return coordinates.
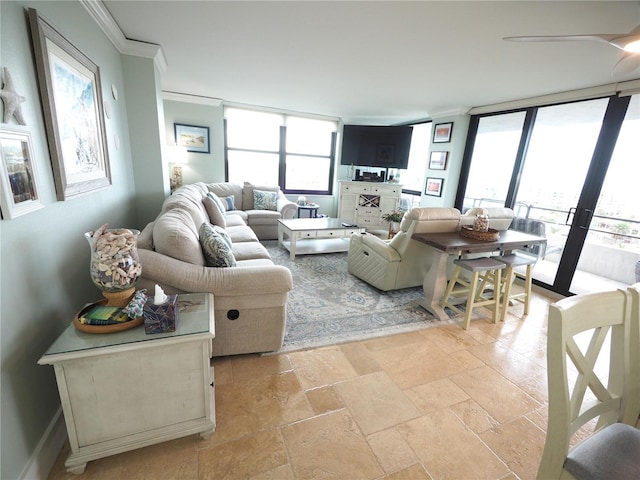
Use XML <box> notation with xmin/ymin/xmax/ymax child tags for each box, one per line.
<box><xmin>143</xmin><ymin>294</ymin><xmax>178</xmax><ymax>334</ymax></box>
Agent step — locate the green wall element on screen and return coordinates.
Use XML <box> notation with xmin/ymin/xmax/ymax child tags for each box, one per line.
<box><xmin>163</xmin><ymin>99</ymin><xmax>226</xmax><ymax>185</ymax></box>
<box><xmin>0</xmin><ymin>2</ymin><xmax>160</xmax><ymax>478</ymax></box>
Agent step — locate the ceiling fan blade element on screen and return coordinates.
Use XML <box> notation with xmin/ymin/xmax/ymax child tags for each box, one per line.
<box><xmin>612</xmin><ymin>52</ymin><xmax>640</xmax><ymax>75</ymax></box>
<box><xmin>503</xmin><ymin>34</ymin><xmax>616</xmax><ymax>45</ymax></box>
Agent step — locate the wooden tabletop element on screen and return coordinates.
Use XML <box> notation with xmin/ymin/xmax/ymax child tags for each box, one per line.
<box><xmin>411</xmin><ymin>229</ymin><xmax>547</xmax><ymax>254</ymax></box>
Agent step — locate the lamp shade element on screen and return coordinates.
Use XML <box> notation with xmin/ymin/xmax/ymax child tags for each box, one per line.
<box><xmin>167</xmin><ymin>145</ymin><xmax>188</xmax><ymax>164</ymax></box>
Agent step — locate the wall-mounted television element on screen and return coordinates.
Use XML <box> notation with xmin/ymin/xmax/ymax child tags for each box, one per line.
<box><xmin>340</xmin><ymin>125</ymin><xmax>413</xmax><ymax>170</ymax></box>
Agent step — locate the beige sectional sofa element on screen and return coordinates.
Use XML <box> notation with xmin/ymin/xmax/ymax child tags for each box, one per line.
<box><xmin>137</xmin><ymin>181</ymin><xmax>296</xmax><ymax>356</ymax></box>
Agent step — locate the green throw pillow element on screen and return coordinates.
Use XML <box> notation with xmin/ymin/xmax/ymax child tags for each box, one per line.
<box><xmin>253</xmin><ymin>189</ymin><xmax>277</xmax><ymax>211</ymax></box>
<box><xmin>199</xmin><ymin>223</ymin><xmax>236</xmax><ymax>267</ymax></box>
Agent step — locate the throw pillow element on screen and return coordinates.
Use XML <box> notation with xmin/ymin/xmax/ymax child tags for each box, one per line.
<box><xmin>202</xmin><ymin>195</ymin><xmax>227</xmax><ymax>228</ymax></box>
<box><xmin>207</xmin><ymin>192</ymin><xmax>226</xmax><ymax>213</ymax></box>
<box><xmin>253</xmin><ymin>189</ymin><xmax>278</xmax><ymax>211</ymax></box>
<box><xmin>212</xmin><ymin>224</ymin><xmax>232</xmax><ymax>248</ymax></box>
<box><xmin>223</xmin><ymin>195</ymin><xmax>236</xmax><ymax>211</ymax></box>
<box><xmin>198</xmin><ymin>223</ymin><xmax>237</xmax><ymax>267</ymax></box>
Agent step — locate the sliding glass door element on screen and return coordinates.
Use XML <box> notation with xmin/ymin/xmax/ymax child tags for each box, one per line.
<box><xmin>512</xmin><ymin>98</ymin><xmax>609</xmax><ymax>291</ymax></box>
<box><xmin>570</xmin><ymin>94</ymin><xmax>640</xmax><ymax>293</ymax></box>
<box><xmin>459</xmin><ymin>94</ymin><xmax>637</xmax><ymax>296</ymax></box>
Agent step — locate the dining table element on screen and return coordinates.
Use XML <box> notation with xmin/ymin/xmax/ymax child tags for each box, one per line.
<box><xmin>411</xmin><ymin>229</ymin><xmax>548</xmax><ymax>321</ymax></box>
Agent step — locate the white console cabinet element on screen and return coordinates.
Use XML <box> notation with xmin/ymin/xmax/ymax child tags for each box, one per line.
<box><xmin>338</xmin><ymin>181</ymin><xmax>402</xmax><ymax>230</ymax></box>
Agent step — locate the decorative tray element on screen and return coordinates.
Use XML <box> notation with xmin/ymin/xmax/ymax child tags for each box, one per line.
<box><xmin>73</xmin><ymin>299</ymin><xmax>143</xmax><ymax>334</ymax></box>
<box><xmin>459</xmin><ymin>226</ymin><xmax>500</xmax><ymax>241</ymax></box>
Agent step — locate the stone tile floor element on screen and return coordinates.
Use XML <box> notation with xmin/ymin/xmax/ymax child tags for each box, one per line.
<box><xmin>48</xmin><ymin>286</ymin><xmax>564</xmax><ymax>480</ymax></box>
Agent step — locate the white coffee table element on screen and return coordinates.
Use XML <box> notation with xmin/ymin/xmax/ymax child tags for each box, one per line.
<box><xmin>278</xmin><ymin>218</ymin><xmax>365</xmax><ymax>259</ymax></box>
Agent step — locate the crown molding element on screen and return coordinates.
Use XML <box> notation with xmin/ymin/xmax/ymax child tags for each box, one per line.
<box><xmin>428</xmin><ymin>107</ymin><xmax>471</xmax><ymax>119</ymax></box>
<box><xmin>79</xmin><ymin>0</ymin><xmax>167</xmax><ymax>72</ymax></box>
<box><xmin>162</xmin><ymin>91</ymin><xmax>223</xmax><ymax>107</ymax></box>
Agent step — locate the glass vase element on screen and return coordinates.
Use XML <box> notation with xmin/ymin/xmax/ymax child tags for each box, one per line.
<box><xmin>85</xmin><ymin>226</ymin><xmax>141</xmax><ymax>306</ymax></box>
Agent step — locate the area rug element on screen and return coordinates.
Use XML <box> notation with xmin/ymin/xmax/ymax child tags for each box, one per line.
<box><xmin>263</xmin><ymin>241</ymin><xmax>460</xmax><ymax>352</ymax></box>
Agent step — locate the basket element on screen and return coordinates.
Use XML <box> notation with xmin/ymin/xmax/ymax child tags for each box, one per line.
<box><xmin>459</xmin><ymin>226</ymin><xmax>500</xmax><ymax>241</ymax></box>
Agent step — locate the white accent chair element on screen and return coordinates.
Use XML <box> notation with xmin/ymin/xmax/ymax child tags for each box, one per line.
<box><xmin>460</xmin><ymin>207</ymin><xmax>515</xmax><ymax>231</ymax></box>
<box><xmin>347</xmin><ymin>207</ymin><xmax>461</xmax><ymax>291</ymax></box>
<box><xmin>537</xmin><ymin>284</ymin><xmax>640</xmax><ymax>480</ymax></box>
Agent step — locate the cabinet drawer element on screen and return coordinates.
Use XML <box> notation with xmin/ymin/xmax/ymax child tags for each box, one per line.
<box><xmin>295</xmin><ymin>230</ymin><xmax>317</xmax><ymax>239</ymax></box>
<box><xmin>371</xmin><ymin>185</ymin><xmax>400</xmax><ymax>195</ymax></box>
<box><xmin>356</xmin><ymin>207</ymin><xmax>379</xmax><ymax>216</ymax></box>
<box><xmin>343</xmin><ymin>184</ymin><xmax>371</xmax><ymax>194</ymax></box>
<box><xmin>357</xmin><ymin>217</ymin><xmax>379</xmax><ymax>225</ymax></box>
<box><xmin>317</xmin><ymin>229</ymin><xmax>346</xmax><ymax>239</ymax></box>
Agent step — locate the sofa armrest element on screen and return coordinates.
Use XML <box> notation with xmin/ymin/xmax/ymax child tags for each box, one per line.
<box><xmin>277</xmin><ymin>194</ymin><xmax>297</xmax><ymax>219</ymax></box>
<box><xmin>349</xmin><ymin>233</ymin><xmax>401</xmax><ymax>262</ymax></box>
<box><xmin>138</xmin><ymin>249</ymin><xmax>293</xmax><ymax>296</ymax></box>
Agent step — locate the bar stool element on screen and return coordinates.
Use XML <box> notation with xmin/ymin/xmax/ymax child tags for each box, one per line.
<box><xmin>497</xmin><ymin>252</ymin><xmax>537</xmax><ymax>322</ymax></box>
<box><xmin>441</xmin><ymin>257</ymin><xmax>507</xmax><ymax>330</ymax></box>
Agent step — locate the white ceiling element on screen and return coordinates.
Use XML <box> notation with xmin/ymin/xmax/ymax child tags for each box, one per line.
<box><xmin>102</xmin><ymin>0</ymin><xmax>640</xmax><ymax>124</ymax></box>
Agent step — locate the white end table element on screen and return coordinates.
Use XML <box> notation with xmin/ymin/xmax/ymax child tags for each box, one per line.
<box><xmin>39</xmin><ymin>293</ymin><xmax>215</xmax><ymax>474</ymax></box>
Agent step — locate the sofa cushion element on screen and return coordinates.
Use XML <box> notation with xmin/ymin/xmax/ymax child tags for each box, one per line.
<box><xmin>232</xmin><ymin>241</ymin><xmax>272</xmax><ymax>261</ymax></box>
<box><xmin>253</xmin><ymin>189</ymin><xmax>278</xmax><ymax>211</ymax></box>
<box><xmin>203</xmin><ymin>194</ymin><xmax>227</xmax><ymax>227</ymax></box>
<box><xmin>207</xmin><ymin>182</ymin><xmax>243</xmax><ymax>209</ymax></box>
<box><xmin>246</xmin><ymin>209</ymin><xmax>281</xmax><ymax>226</ymax></box>
<box><xmin>226</xmin><ymin>224</ymin><xmax>260</xmax><ymax>243</ymax></box>
<box><xmin>225</xmin><ymin>212</ymin><xmax>248</xmax><ymax>226</ymax></box>
<box><xmin>199</xmin><ymin>223</ymin><xmax>237</xmax><ymax>267</ymax></box>
<box><xmin>243</xmin><ymin>181</ymin><xmax>280</xmax><ymax>210</ymax></box>
<box><xmin>153</xmin><ymin>209</ymin><xmax>205</xmax><ymax>266</ymax></box>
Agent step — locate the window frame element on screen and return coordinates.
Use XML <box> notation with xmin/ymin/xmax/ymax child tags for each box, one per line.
<box><xmin>224</xmin><ymin>107</ymin><xmax>337</xmax><ymax>195</ymax></box>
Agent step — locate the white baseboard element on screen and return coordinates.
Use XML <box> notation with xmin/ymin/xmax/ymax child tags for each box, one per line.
<box><xmin>20</xmin><ymin>408</ymin><xmax>67</xmax><ymax>480</ymax></box>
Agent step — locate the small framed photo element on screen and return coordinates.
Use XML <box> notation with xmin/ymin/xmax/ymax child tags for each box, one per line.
<box><xmin>0</xmin><ymin>129</ymin><xmax>44</xmax><ymax>219</ymax></box>
<box><xmin>429</xmin><ymin>151</ymin><xmax>448</xmax><ymax>170</ymax></box>
<box><xmin>425</xmin><ymin>177</ymin><xmax>444</xmax><ymax>197</ymax></box>
<box><xmin>433</xmin><ymin>122</ymin><xmax>453</xmax><ymax>143</ymax></box>
<box><xmin>174</xmin><ymin>123</ymin><xmax>210</xmax><ymax>153</ymax></box>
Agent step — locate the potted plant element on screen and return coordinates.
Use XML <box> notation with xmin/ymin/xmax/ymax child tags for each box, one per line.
<box><xmin>382</xmin><ymin>210</ymin><xmax>405</xmax><ymax>238</ymax></box>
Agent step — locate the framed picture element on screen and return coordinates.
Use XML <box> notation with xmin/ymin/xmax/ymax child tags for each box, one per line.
<box><xmin>429</xmin><ymin>151</ymin><xmax>449</xmax><ymax>170</ymax></box>
<box><xmin>433</xmin><ymin>122</ymin><xmax>453</xmax><ymax>143</ymax></box>
<box><xmin>28</xmin><ymin>8</ymin><xmax>111</xmax><ymax>201</ymax></box>
<box><xmin>0</xmin><ymin>129</ymin><xmax>44</xmax><ymax>219</ymax></box>
<box><xmin>174</xmin><ymin>123</ymin><xmax>210</xmax><ymax>153</ymax></box>
<box><xmin>425</xmin><ymin>177</ymin><xmax>444</xmax><ymax>197</ymax></box>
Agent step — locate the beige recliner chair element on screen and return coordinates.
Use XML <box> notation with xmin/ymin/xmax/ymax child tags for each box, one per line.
<box><xmin>347</xmin><ymin>207</ymin><xmax>461</xmax><ymax>291</ymax></box>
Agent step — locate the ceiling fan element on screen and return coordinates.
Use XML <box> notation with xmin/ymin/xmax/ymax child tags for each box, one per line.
<box><xmin>503</xmin><ymin>24</ymin><xmax>640</xmax><ymax>75</ymax></box>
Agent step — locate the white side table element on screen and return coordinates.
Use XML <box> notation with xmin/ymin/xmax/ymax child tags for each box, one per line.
<box><xmin>39</xmin><ymin>293</ymin><xmax>215</xmax><ymax>474</ymax></box>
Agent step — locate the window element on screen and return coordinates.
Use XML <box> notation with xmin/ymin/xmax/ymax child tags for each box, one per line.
<box><xmin>397</xmin><ymin>122</ymin><xmax>432</xmax><ymax>209</ymax></box>
<box><xmin>225</xmin><ymin>107</ymin><xmax>337</xmax><ymax>194</ymax></box>
<box><xmin>401</xmin><ymin>122</ymin><xmax>432</xmax><ymax>193</ymax></box>
<box><xmin>462</xmin><ymin>111</ymin><xmax>526</xmax><ymax>212</ymax></box>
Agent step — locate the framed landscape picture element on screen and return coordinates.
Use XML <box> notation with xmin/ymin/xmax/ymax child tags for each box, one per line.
<box><xmin>425</xmin><ymin>177</ymin><xmax>444</xmax><ymax>197</ymax></box>
<box><xmin>429</xmin><ymin>151</ymin><xmax>448</xmax><ymax>170</ymax></box>
<box><xmin>175</xmin><ymin>123</ymin><xmax>210</xmax><ymax>153</ymax></box>
<box><xmin>0</xmin><ymin>129</ymin><xmax>44</xmax><ymax>219</ymax></box>
<box><xmin>29</xmin><ymin>8</ymin><xmax>111</xmax><ymax>201</ymax></box>
<box><xmin>433</xmin><ymin>122</ymin><xmax>453</xmax><ymax>143</ymax></box>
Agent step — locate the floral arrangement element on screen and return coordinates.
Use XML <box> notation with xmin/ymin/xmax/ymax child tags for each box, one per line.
<box><xmin>382</xmin><ymin>210</ymin><xmax>405</xmax><ymax>223</ymax></box>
